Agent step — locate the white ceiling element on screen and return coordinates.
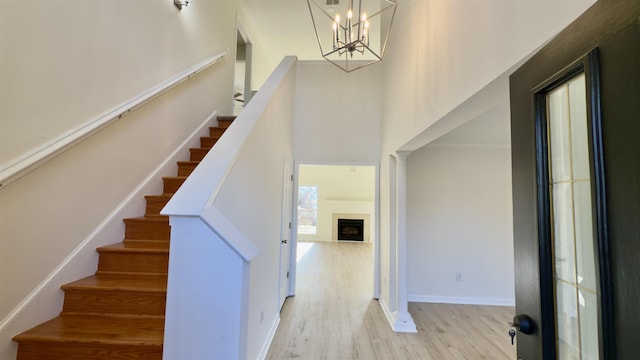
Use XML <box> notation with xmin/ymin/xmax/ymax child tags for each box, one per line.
<box><xmin>240</xmin><ymin>0</ymin><xmax>512</xmax><ymax>149</ymax></box>
<box><xmin>240</xmin><ymin>0</ymin><xmax>321</xmax><ymax>60</ymax></box>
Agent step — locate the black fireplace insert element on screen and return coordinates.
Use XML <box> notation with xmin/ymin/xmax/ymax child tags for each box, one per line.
<box><xmin>337</xmin><ymin>219</ymin><xmax>364</xmax><ymax>241</ymax></box>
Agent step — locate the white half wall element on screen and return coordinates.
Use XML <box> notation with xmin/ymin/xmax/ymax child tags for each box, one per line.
<box><xmin>406</xmin><ymin>146</ymin><xmax>514</xmax><ymax>306</ymax></box>
<box><xmin>206</xmin><ymin>58</ymin><xmax>297</xmax><ymax>360</ymax></box>
<box><xmin>163</xmin><ymin>217</ymin><xmax>249</xmax><ymax>360</ymax></box>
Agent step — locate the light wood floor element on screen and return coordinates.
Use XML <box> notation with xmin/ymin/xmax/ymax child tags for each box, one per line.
<box><xmin>267</xmin><ymin>241</ymin><xmax>516</xmax><ymax>360</ymax></box>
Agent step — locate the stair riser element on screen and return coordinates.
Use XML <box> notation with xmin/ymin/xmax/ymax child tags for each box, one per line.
<box><xmin>63</xmin><ymin>290</ymin><xmax>166</xmax><ymax>316</ymax></box>
<box><xmin>200</xmin><ymin>136</ymin><xmax>219</xmax><ymax>149</ymax></box>
<box><xmin>124</xmin><ymin>220</ymin><xmax>170</xmax><ymax>241</ymax></box>
<box><xmin>217</xmin><ymin>118</ymin><xmax>234</xmax><ymax>128</ymax></box>
<box><xmin>145</xmin><ymin>198</ymin><xmax>170</xmax><ymax>216</ymax></box>
<box><xmin>209</xmin><ymin>127</ymin><xmax>226</xmax><ymax>137</ymax></box>
<box><xmin>162</xmin><ymin>177</ymin><xmax>185</xmax><ymax>194</ymax></box>
<box><xmin>17</xmin><ymin>343</ymin><xmax>162</xmax><ymax>360</ymax></box>
<box><xmin>177</xmin><ymin>162</ymin><xmax>197</xmax><ymax>177</ymax></box>
<box><xmin>190</xmin><ymin>148</ymin><xmax>209</xmax><ymax>162</ymax></box>
<box><xmin>98</xmin><ymin>252</ymin><xmax>168</xmax><ymax>274</ymax></box>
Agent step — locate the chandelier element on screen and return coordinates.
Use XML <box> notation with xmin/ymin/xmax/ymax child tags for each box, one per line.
<box><xmin>307</xmin><ymin>0</ymin><xmax>397</xmax><ymax>73</ymax></box>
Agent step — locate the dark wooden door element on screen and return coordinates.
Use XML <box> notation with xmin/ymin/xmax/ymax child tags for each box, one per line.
<box><xmin>510</xmin><ymin>1</ymin><xmax>640</xmax><ymax>359</ymax></box>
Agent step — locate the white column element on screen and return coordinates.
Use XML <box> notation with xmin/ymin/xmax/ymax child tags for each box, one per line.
<box><xmin>392</xmin><ymin>151</ymin><xmax>417</xmax><ymax>332</ymax></box>
<box><xmin>388</xmin><ymin>155</ymin><xmax>397</xmax><ymax>311</ymax></box>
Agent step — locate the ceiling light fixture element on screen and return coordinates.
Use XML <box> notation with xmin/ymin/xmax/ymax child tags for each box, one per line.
<box><xmin>174</xmin><ymin>0</ymin><xmax>190</xmax><ymax>10</ymax></box>
<box><xmin>307</xmin><ymin>0</ymin><xmax>397</xmax><ymax>72</ymax></box>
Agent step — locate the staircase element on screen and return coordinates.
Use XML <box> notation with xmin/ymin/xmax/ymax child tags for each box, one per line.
<box><xmin>12</xmin><ymin>116</ymin><xmax>235</xmax><ymax>360</ymax></box>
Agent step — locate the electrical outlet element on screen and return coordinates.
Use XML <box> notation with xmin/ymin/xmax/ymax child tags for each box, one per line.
<box><xmin>456</xmin><ymin>272</ymin><xmax>463</xmax><ymax>282</ymax></box>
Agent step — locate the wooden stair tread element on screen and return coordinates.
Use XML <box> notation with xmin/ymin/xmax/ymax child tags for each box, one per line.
<box><xmin>13</xmin><ymin>315</ymin><xmax>164</xmax><ymax>345</ymax></box>
<box><xmin>123</xmin><ymin>216</ymin><xmax>169</xmax><ymax>223</ymax></box>
<box><xmin>176</xmin><ymin>160</ymin><xmax>199</xmax><ymax>165</ymax></box>
<box><xmin>62</xmin><ymin>274</ymin><xmax>167</xmax><ymax>292</ymax></box>
<box><xmin>200</xmin><ymin>136</ymin><xmax>221</xmax><ymax>140</ymax></box>
<box><xmin>144</xmin><ymin>194</ymin><xmax>172</xmax><ymax>200</ymax></box>
<box><xmin>123</xmin><ymin>239</ymin><xmax>171</xmax><ymax>246</ymax></box>
<box><xmin>98</xmin><ymin>242</ymin><xmax>169</xmax><ymax>252</ymax></box>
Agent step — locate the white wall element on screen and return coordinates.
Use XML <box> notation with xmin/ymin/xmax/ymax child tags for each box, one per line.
<box><xmin>407</xmin><ymin>146</ymin><xmax>514</xmax><ymax>305</ymax></box>
<box><xmin>298</xmin><ymin>165</ymin><xmax>376</xmax><ymax>242</ymax></box>
<box><xmin>293</xmin><ymin>61</ymin><xmax>382</xmax><ymax>164</ymax></box>
<box><xmin>0</xmin><ymin>0</ymin><xmax>235</xmax><ymax>168</ymax></box>
<box><xmin>0</xmin><ymin>1</ymin><xmax>237</xmax><ymax>358</ymax></box>
<box><xmin>380</xmin><ymin>0</ymin><xmax>596</xmax><ymax>152</ymax></box>
<box><xmin>377</xmin><ymin>0</ymin><xmax>595</xmax><ymax>313</ymax></box>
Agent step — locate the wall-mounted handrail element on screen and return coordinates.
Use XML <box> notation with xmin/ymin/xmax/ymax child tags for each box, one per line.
<box><xmin>0</xmin><ymin>51</ymin><xmax>229</xmax><ymax>189</ymax></box>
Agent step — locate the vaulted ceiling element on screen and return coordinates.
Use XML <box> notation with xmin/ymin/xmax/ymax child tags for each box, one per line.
<box><xmin>239</xmin><ymin>0</ymin><xmax>594</xmax><ymax>149</ymax></box>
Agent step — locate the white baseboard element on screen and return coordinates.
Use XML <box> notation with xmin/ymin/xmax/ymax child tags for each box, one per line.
<box><xmin>378</xmin><ymin>297</ymin><xmax>395</xmax><ymax>330</ymax></box>
<box><xmin>0</xmin><ymin>110</ymin><xmax>217</xmax><ymax>335</ymax></box>
<box><xmin>257</xmin><ymin>314</ymin><xmax>281</xmax><ymax>360</ymax></box>
<box><xmin>408</xmin><ymin>294</ymin><xmax>515</xmax><ymax>307</ymax></box>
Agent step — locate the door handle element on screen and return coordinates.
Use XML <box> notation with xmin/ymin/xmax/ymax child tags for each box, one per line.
<box><xmin>282</xmin><ymin>239</ymin><xmax>288</xmax><ymax>244</ymax></box>
<box><xmin>510</xmin><ymin>314</ymin><xmax>535</xmax><ymax>335</ymax></box>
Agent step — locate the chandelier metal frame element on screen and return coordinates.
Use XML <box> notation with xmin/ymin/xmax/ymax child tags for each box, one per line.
<box><xmin>307</xmin><ymin>0</ymin><xmax>397</xmax><ymax>73</ymax></box>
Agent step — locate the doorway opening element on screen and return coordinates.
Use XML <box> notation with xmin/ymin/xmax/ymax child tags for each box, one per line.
<box><xmin>291</xmin><ymin>164</ymin><xmax>378</xmax><ymax>300</ymax></box>
<box><xmin>234</xmin><ymin>25</ymin><xmax>253</xmax><ymax>115</ymax></box>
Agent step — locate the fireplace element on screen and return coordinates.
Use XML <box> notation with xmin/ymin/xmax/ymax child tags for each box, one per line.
<box><xmin>337</xmin><ymin>218</ymin><xmax>364</xmax><ymax>242</ymax></box>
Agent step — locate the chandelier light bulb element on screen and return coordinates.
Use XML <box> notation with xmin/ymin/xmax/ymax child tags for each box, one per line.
<box><xmin>347</xmin><ymin>9</ymin><xmax>353</xmax><ymax>19</ymax></box>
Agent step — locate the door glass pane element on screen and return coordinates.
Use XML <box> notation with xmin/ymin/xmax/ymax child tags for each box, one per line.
<box><xmin>574</xmin><ymin>181</ymin><xmax>597</xmax><ymax>291</ymax></box>
<box><xmin>547</xmin><ymin>73</ymin><xmax>600</xmax><ymax>359</ymax></box>
<box><xmin>553</xmin><ymin>182</ymin><xmax>576</xmax><ymax>283</ymax></box>
<box><xmin>579</xmin><ymin>289</ymin><xmax>599</xmax><ymax>360</ymax></box>
<box><xmin>556</xmin><ymin>281</ymin><xmax>580</xmax><ymax>359</ymax></box>
<box><xmin>548</xmin><ymin>85</ymin><xmax>572</xmax><ymax>182</ymax></box>
<box><xmin>569</xmin><ymin>78</ymin><xmax>590</xmax><ymax>180</ymax></box>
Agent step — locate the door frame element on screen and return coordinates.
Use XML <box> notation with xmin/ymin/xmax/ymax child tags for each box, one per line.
<box><xmin>235</xmin><ymin>19</ymin><xmax>253</xmax><ymax>110</ymax></box>
<box><xmin>278</xmin><ymin>161</ymin><xmax>294</xmax><ymax>309</ymax></box>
